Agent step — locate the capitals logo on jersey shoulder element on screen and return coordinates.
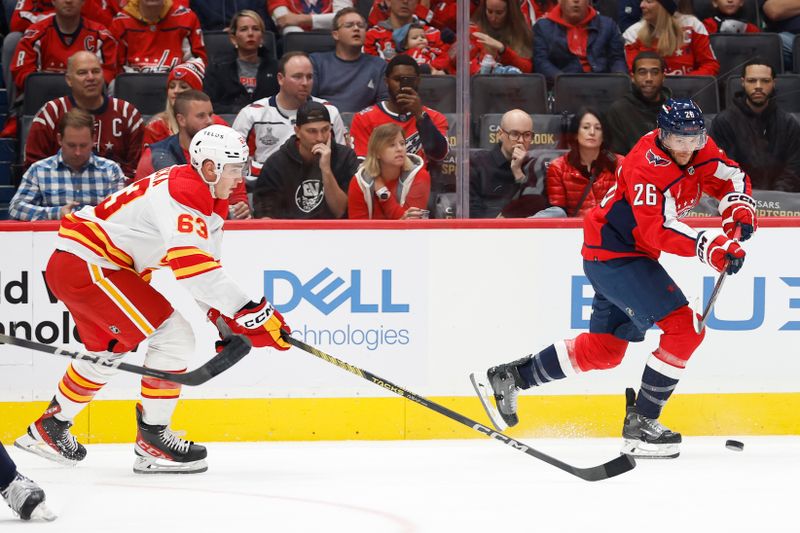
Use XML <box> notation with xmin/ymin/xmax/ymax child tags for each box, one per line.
<box><xmin>646</xmin><ymin>149</ymin><xmax>671</xmax><ymax>167</ymax></box>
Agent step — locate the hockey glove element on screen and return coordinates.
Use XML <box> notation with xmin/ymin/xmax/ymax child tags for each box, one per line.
<box><xmin>208</xmin><ymin>298</ymin><xmax>291</xmax><ymax>350</ymax></box>
<box><xmin>696</xmin><ymin>230</ymin><xmax>746</xmax><ymax>274</ymax></box>
<box><xmin>718</xmin><ymin>192</ymin><xmax>757</xmax><ymax>242</ymax></box>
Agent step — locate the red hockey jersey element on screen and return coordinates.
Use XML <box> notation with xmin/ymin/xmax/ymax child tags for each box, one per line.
<box><xmin>349</xmin><ymin>101</ymin><xmax>448</xmax><ymax>163</ymax></box>
<box><xmin>582</xmin><ymin>130</ymin><xmax>751</xmax><ymax>263</ymax></box>
<box><xmin>623</xmin><ymin>15</ymin><xmax>719</xmax><ymax>76</ymax></box>
<box><xmin>10</xmin><ymin>0</ymin><xmax>121</xmax><ymax>32</ymax></box>
<box><xmin>365</xmin><ymin>19</ymin><xmax>449</xmax><ymax>61</ymax></box>
<box><xmin>25</xmin><ymin>95</ymin><xmax>144</xmax><ymax>179</ymax></box>
<box><xmin>11</xmin><ymin>16</ymin><xmax>117</xmax><ymax>91</ymax></box>
<box><xmin>110</xmin><ymin>1</ymin><xmax>206</xmax><ymax>73</ymax></box>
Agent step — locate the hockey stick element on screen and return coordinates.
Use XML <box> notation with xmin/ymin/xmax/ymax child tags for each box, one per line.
<box><xmin>0</xmin><ymin>333</ymin><xmax>252</xmax><ymax>386</ymax></box>
<box><xmin>693</xmin><ymin>225</ymin><xmax>743</xmax><ymax>334</ymax></box>
<box><xmin>281</xmin><ymin>332</ymin><xmax>636</xmax><ymax>482</ymax></box>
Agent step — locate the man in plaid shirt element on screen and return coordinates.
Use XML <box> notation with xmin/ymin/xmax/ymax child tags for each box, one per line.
<box><xmin>10</xmin><ymin>108</ymin><xmax>125</xmax><ymax>221</ymax></box>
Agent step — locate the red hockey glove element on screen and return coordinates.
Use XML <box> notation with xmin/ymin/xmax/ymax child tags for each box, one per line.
<box><xmin>697</xmin><ymin>231</ymin><xmax>746</xmax><ymax>274</ymax></box>
<box><xmin>208</xmin><ymin>298</ymin><xmax>291</xmax><ymax>350</ymax></box>
<box><xmin>719</xmin><ymin>192</ymin><xmax>757</xmax><ymax>242</ymax></box>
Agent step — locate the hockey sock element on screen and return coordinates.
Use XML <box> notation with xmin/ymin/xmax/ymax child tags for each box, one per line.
<box><xmin>516</xmin><ymin>344</ymin><xmax>568</xmax><ymax>389</ymax></box>
<box><xmin>140</xmin><ymin>373</ymin><xmax>184</xmax><ymax>426</ymax></box>
<box><xmin>635</xmin><ymin>356</ymin><xmax>684</xmax><ymax>419</ymax></box>
<box><xmin>53</xmin><ymin>362</ymin><xmax>108</xmax><ymax>421</ymax></box>
<box><xmin>0</xmin><ymin>444</ymin><xmax>17</xmax><ymax>489</ymax></box>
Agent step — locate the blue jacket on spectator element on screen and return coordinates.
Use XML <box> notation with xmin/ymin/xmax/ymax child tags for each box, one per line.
<box><xmin>533</xmin><ymin>6</ymin><xmax>627</xmax><ymax>84</ymax></box>
<box><xmin>189</xmin><ymin>0</ymin><xmax>276</xmax><ymax>32</ymax></box>
<box><xmin>149</xmin><ymin>135</ymin><xmax>186</xmax><ymax>171</ymax></box>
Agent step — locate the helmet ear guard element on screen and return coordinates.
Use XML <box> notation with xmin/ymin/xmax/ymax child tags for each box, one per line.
<box><xmin>189</xmin><ymin>125</ymin><xmax>250</xmax><ymax>195</ymax></box>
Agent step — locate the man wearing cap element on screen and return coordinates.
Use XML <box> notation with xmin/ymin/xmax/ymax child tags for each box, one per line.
<box><xmin>253</xmin><ymin>101</ymin><xmax>358</xmax><ymax>219</ymax></box>
<box><xmin>24</xmin><ymin>51</ymin><xmax>144</xmax><ymax>179</ymax></box>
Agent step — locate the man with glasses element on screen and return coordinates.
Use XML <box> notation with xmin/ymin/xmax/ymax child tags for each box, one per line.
<box><xmin>311</xmin><ymin>7</ymin><xmax>389</xmax><ymax>113</ymax></box>
<box><xmin>469</xmin><ymin>109</ymin><xmax>545</xmax><ymax>218</ymax></box>
<box><xmin>475</xmin><ymin>99</ymin><xmax>756</xmax><ymax>459</ymax></box>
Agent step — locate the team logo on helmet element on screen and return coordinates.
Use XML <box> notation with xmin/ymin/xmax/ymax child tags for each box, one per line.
<box><xmin>646</xmin><ymin>149</ymin><xmax>671</xmax><ymax>167</ymax></box>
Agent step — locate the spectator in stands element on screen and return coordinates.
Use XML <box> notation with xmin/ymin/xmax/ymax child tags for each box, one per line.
<box><xmin>348</xmin><ymin>122</ymin><xmax>430</xmax><ymax>219</ymax></box>
<box><xmin>394</xmin><ymin>23</ymin><xmax>450</xmax><ymax>74</ymax></box>
<box><xmin>703</xmin><ymin>0</ymin><xmax>760</xmax><ymax>33</ymax></box>
<box><xmin>253</xmin><ymin>101</ymin><xmax>357</xmax><ymax>219</ymax></box>
<box><xmin>469</xmin><ymin>109</ymin><xmax>542</xmax><ymax>218</ymax></box>
<box><xmin>203</xmin><ymin>10</ymin><xmax>279</xmax><ymax>115</ymax></box>
<box><xmin>623</xmin><ymin>0</ymin><xmax>719</xmax><ymax>76</ymax></box>
<box><xmin>189</xmin><ymin>0</ymin><xmax>274</xmax><ymax>32</ymax></box>
<box><xmin>606</xmin><ymin>51</ymin><xmax>670</xmax><ymax>155</ymax></box>
<box><xmin>24</xmin><ymin>51</ymin><xmax>143</xmax><ymax>179</ymax></box>
<box><xmin>11</xmin><ymin>0</ymin><xmax>117</xmax><ymax>98</ymax></box>
<box><xmin>365</xmin><ymin>0</ymin><xmax>450</xmax><ymax>60</ymax></box>
<box><xmin>311</xmin><ymin>8</ymin><xmax>389</xmax><ymax>113</ymax></box>
<box><xmin>233</xmin><ymin>51</ymin><xmax>347</xmax><ymax>178</ymax></box>
<box><xmin>350</xmin><ymin>55</ymin><xmax>448</xmax><ymax>168</ymax></box>
<box><xmin>269</xmin><ymin>0</ymin><xmax>353</xmax><ymax>35</ymax></box>
<box><xmin>710</xmin><ymin>58</ymin><xmax>800</xmax><ymax>192</ymax></box>
<box><xmin>136</xmin><ymin>90</ymin><xmax>251</xmax><ymax>217</ymax></box>
<box><xmin>546</xmin><ymin>107</ymin><xmax>621</xmax><ymax>217</ymax></box>
<box><xmin>532</xmin><ymin>0</ymin><xmax>627</xmax><ymax>84</ymax></box>
<box><xmin>466</xmin><ymin>0</ymin><xmax>533</xmax><ymax>74</ymax></box>
<box><xmin>10</xmin><ymin>0</ymin><xmax>119</xmax><ymax>31</ymax></box>
<box><xmin>144</xmin><ymin>59</ymin><xmax>227</xmax><ymax>146</ymax></box>
<box><xmin>110</xmin><ymin>0</ymin><xmax>206</xmax><ymax>73</ymax></box>
<box><xmin>10</xmin><ymin>108</ymin><xmax>125</xmax><ymax>221</ymax></box>
<box><xmin>760</xmin><ymin>0</ymin><xmax>800</xmax><ymax>71</ymax></box>
<box><xmin>367</xmin><ymin>0</ymin><xmax>442</xmax><ymax>29</ymax></box>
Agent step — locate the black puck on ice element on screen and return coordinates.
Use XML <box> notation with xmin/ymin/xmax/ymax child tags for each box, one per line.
<box><xmin>725</xmin><ymin>439</ymin><xmax>744</xmax><ymax>451</ymax></box>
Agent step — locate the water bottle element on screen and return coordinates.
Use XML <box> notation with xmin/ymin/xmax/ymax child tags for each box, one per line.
<box><xmin>479</xmin><ymin>53</ymin><xmax>495</xmax><ymax>75</ymax></box>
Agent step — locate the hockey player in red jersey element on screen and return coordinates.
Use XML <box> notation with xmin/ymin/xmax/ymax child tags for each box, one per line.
<box><xmin>473</xmin><ymin>99</ymin><xmax>756</xmax><ymax>458</ymax></box>
<box><xmin>15</xmin><ymin>125</ymin><xmax>290</xmax><ymax>474</ymax></box>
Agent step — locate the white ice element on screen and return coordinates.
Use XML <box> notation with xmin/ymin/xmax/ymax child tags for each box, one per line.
<box><xmin>2</xmin><ymin>436</ymin><xmax>798</xmax><ymax>532</ymax></box>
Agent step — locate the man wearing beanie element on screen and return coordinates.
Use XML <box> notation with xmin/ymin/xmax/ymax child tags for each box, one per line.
<box><xmin>24</xmin><ymin>51</ymin><xmax>144</xmax><ymax>179</ymax></box>
<box><xmin>253</xmin><ymin>101</ymin><xmax>358</xmax><ymax>219</ymax></box>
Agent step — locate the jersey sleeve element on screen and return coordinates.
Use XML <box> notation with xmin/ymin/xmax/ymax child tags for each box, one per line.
<box><xmin>348</xmin><ymin>111</ymin><xmax>371</xmax><ymax>158</ymax></box>
<box><xmin>99</xmin><ymin>28</ymin><xmax>119</xmax><ymax>84</ymax></box>
<box><xmin>699</xmin><ymin>137</ymin><xmax>751</xmax><ymax>199</ymax></box>
<box><xmin>11</xmin><ymin>27</ymin><xmax>43</xmax><ymax>92</ymax></box>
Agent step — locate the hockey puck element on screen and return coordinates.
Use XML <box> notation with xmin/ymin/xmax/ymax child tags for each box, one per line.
<box><xmin>725</xmin><ymin>439</ymin><xmax>744</xmax><ymax>451</ymax></box>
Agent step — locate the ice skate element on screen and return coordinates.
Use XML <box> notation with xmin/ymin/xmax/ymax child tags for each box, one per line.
<box><xmin>133</xmin><ymin>403</ymin><xmax>208</xmax><ymax>474</ymax></box>
<box><xmin>1</xmin><ymin>473</ymin><xmax>57</xmax><ymax>521</ymax></box>
<box><xmin>14</xmin><ymin>398</ymin><xmax>86</xmax><ymax>466</ymax></box>
<box><xmin>472</xmin><ymin>355</ymin><xmax>531</xmax><ymax>429</ymax></box>
<box><xmin>621</xmin><ymin>388</ymin><xmax>681</xmax><ymax>459</ymax></box>
<box><xmin>469</xmin><ymin>372</ymin><xmax>508</xmax><ymax>431</ymax></box>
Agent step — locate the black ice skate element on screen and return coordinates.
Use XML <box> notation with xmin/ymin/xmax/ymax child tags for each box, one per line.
<box><xmin>15</xmin><ymin>398</ymin><xmax>87</xmax><ymax>466</ymax></box>
<box><xmin>1</xmin><ymin>473</ymin><xmax>56</xmax><ymax>521</ymax></box>
<box><xmin>470</xmin><ymin>356</ymin><xmax>530</xmax><ymax>430</ymax></box>
<box><xmin>621</xmin><ymin>388</ymin><xmax>681</xmax><ymax>459</ymax></box>
<box><xmin>133</xmin><ymin>403</ymin><xmax>208</xmax><ymax>474</ymax></box>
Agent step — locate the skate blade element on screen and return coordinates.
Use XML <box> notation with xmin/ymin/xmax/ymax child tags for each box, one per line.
<box><xmin>14</xmin><ymin>434</ymin><xmax>79</xmax><ymax>467</ymax></box>
<box><xmin>29</xmin><ymin>502</ymin><xmax>57</xmax><ymax>522</ymax></box>
<box><xmin>621</xmin><ymin>439</ymin><xmax>680</xmax><ymax>459</ymax></box>
<box><xmin>469</xmin><ymin>372</ymin><xmax>508</xmax><ymax>432</ymax></box>
<box><xmin>133</xmin><ymin>454</ymin><xmax>208</xmax><ymax>474</ymax></box>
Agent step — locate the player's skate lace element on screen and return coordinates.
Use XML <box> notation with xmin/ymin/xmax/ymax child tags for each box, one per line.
<box><xmin>637</xmin><ymin>415</ymin><xmax>668</xmax><ymax>438</ymax></box>
<box><xmin>160</xmin><ymin>428</ymin><xmax>192</xmax><ymax>454</ymax></box>
<box><xmin>1</xmin><ymin>473</ymin><xmax>44</xmax><ymax>519</ymax></box>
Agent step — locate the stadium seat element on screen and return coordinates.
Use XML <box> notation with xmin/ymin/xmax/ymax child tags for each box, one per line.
<box><xmin>19</xmin><ymin>115</ymin><xmax>34</xmax><ymax>164</ymax></box>
<box><xmin>592</xmin><ymin>0</ymin><xmax>618</xmax><ymax>20</ymax></box>
<box><xmin>23</xmin><ymin>73</ymin><xmax>71</xmax><ymax>116</ymax></box>
<box><xmin>693</xmin><ymin>0</ymin><xmax>759</xmax><ymax>26</ymax></box>
<box><xmin>478</xmin><ymin>113</ymin><xmax>562</xmax><ymax>150</ymax></box>
<box><xmin>526</xmin><ymin>148</ymin><xmax>569</xmax><ymax>195</ymax></box>
<box><xmin>710</xmin><ymin>33</ymin><xmax>783</xmax><ymax>81</ymax></box>
<box><xmin>219</xmin><ymin>114</ymin><xmax>237</xmax><ymax>126</ymax></box>
<box><xmin>553</xmin><ymin>73</ymin><xmax>630</xmax><ymax>113</ymax></box>
<box><xmin>418</xmin><ymin>75</ymin><xmax>456</xmax><ymax>113</ymax></box>
<box><xmin>470</xmin><ymin>74</ymin><xmax>548</xmax><ymax>117</ymax></box>
<box><xmin>663</xmin><ymin>75</ymin><xmax>720</xmax><ymax>113</ymax></box>
<box><xmin>203</xmin><ymin>30</ymin><xmax>278</xmax><ymax>64</ymax></box>
<box><xmin>114</xmin><ymin>73</ymin><xmax>168</xmax><ymax>116</ymax></box>
<box><xmin>794</xmin><ymin>35</ymin><xmax>800</xmax><ymax>74</ymax></box>
<box><xmin>283</xmin><ymin>31</ymin><xmax>336</xmax><ymax>54</ymax></box>
<box><xmin>724</xmin><ymin>74</ymin><xmax>800</xmax><ymax>112</ymax></box>
<box><xmin>428</xmin><ymin>112</ymin><xmax>458</xmax><ymax>195</ymax></box>
<box><xmin>340</xmin><ymin>112</ymin><xmax>355</xmax><ymax>130</ymax></box>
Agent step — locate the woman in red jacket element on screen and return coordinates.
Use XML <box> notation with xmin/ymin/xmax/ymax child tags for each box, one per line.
<box><xmin>546</xmin><ymin>108</ymin><xmax>622</xmax><ymax>218</ymax></box>
<box><xmin>349</xmin><ymin>123</ymin><xmax>431</xmax><ymax>220</ymax></box>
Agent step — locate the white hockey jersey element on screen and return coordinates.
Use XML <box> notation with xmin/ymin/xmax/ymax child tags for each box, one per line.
<box><xmin>55</xmin><ymin>165</ymin><xmax>250</xmax><ymax>317</ymax></box>
<box><xmin>232</xmin><ymin>95</ymin><xmax>347</xmax><ymax>177</ymax></box>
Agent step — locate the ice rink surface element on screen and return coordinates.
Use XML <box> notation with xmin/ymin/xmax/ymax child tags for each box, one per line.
<box><xmin>2</xmin><ymin>436</ymin><xmax>798</xmax><ymax>532</ymax></box>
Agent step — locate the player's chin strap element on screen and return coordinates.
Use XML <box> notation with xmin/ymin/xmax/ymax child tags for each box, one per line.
<box><xmin>692</xmin><ymin>224</ymin><xmax>743</xmax><ymax>333</ymax></box>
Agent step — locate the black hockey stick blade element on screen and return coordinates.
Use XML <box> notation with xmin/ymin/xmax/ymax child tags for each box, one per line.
<box><xmin>281</xmin><ymin>331</ymin><xmax>636</xmax><ymax>482</ymax></box>
<box><xmin>0</xmin><ymin>333</ymin><xmax>252</xmax><ymax>386</ymax></box>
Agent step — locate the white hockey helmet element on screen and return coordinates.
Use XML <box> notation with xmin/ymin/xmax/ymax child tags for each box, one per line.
<box><xmin>188</xmin><ymin>124</ymin><xmax>250</xmax><ymax>185</ymax></box>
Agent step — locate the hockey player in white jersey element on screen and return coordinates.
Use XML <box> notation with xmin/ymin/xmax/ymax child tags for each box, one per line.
<box><xmin>15</xmin><ymin>125</ymin><xmax>291</xmax><ymax>474</ymax></box>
